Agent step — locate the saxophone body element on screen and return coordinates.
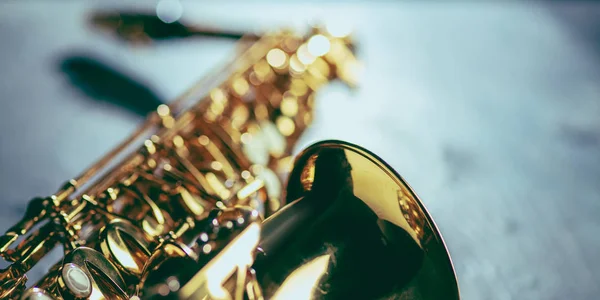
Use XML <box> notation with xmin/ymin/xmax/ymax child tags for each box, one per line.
<box><xmin>0</xmin><ymin>24</ymin><xmax>459</xmax><ymax>300</ymax></box>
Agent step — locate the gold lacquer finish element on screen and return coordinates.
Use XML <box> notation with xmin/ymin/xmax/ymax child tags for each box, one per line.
<box><xmin>0</xmin><ymin>18</ymin><xmax>459</xmax><ymax>300</ymax></box>
<box><xmin>255</xmin><ymin>141</ymin><xmax>460</xmax><ymax>300</ymax></box>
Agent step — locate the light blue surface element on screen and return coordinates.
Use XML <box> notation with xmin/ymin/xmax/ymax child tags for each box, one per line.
<box><xmin>0</xmin><ymin>2</ymin><xmax>599</xmax><ymax>299</ymax></box>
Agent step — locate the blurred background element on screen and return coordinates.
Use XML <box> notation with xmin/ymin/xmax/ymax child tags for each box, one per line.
<box><xmin>1</xmin><ymin>1</ymin><xmax>600</xmax><ymax>299</ymax></box>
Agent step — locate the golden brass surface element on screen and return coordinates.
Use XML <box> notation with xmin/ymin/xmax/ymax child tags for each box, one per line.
<box><xmin>256</xmin><ymin>141</ymin><xmax>460</xmax><ymax>299</ymax></box>
<box><xmin>0</xmin><ymin>21</ymin><xmax>458</xmax><ymax>300</ymax></box>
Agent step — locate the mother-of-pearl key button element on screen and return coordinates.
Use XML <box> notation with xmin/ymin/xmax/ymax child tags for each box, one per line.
<box><xmin>62</xmin><ymin>263</ymin><xmax>92</xmax><ymax>298</ymax></box>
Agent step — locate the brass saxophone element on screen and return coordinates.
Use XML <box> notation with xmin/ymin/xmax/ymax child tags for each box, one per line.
<box><xmin>0</xmin><ymin>23</ymin><xmax>460</xmax><ymax>300</ymax></box>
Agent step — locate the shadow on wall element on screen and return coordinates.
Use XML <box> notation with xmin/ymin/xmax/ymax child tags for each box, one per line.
<box><xmin>59</xmin><ymin>53</ymin><xmax>165</xmax><ymax>118</ymax></box>
<box><xmin>546</xmin><ymin>3</ymin><xmax>600</xmax><ymax>63</ymax></box>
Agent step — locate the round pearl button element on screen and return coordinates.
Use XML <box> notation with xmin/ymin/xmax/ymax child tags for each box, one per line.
<box><xmin>62</xmin><ymin>263</ymin><xmax>92</xmax><ymax>297</ymax></box>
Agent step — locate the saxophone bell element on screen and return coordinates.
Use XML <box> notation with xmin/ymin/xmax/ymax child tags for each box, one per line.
<box><xmin>144</xmin><ymin>140</ymin><xmax>460</xmax><ymax>300</ymax></box>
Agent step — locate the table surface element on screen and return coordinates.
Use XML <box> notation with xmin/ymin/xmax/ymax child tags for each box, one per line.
<box><xmin>1</xmin><ymin>2</ymin><xmax>600</xmax><ymax>299</ymax></box>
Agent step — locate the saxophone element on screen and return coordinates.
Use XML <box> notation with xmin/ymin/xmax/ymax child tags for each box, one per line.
<box><xmin>0</xmin><ymin>22</ymin><xmax>460</xmax><ymax>300</ymax></box>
